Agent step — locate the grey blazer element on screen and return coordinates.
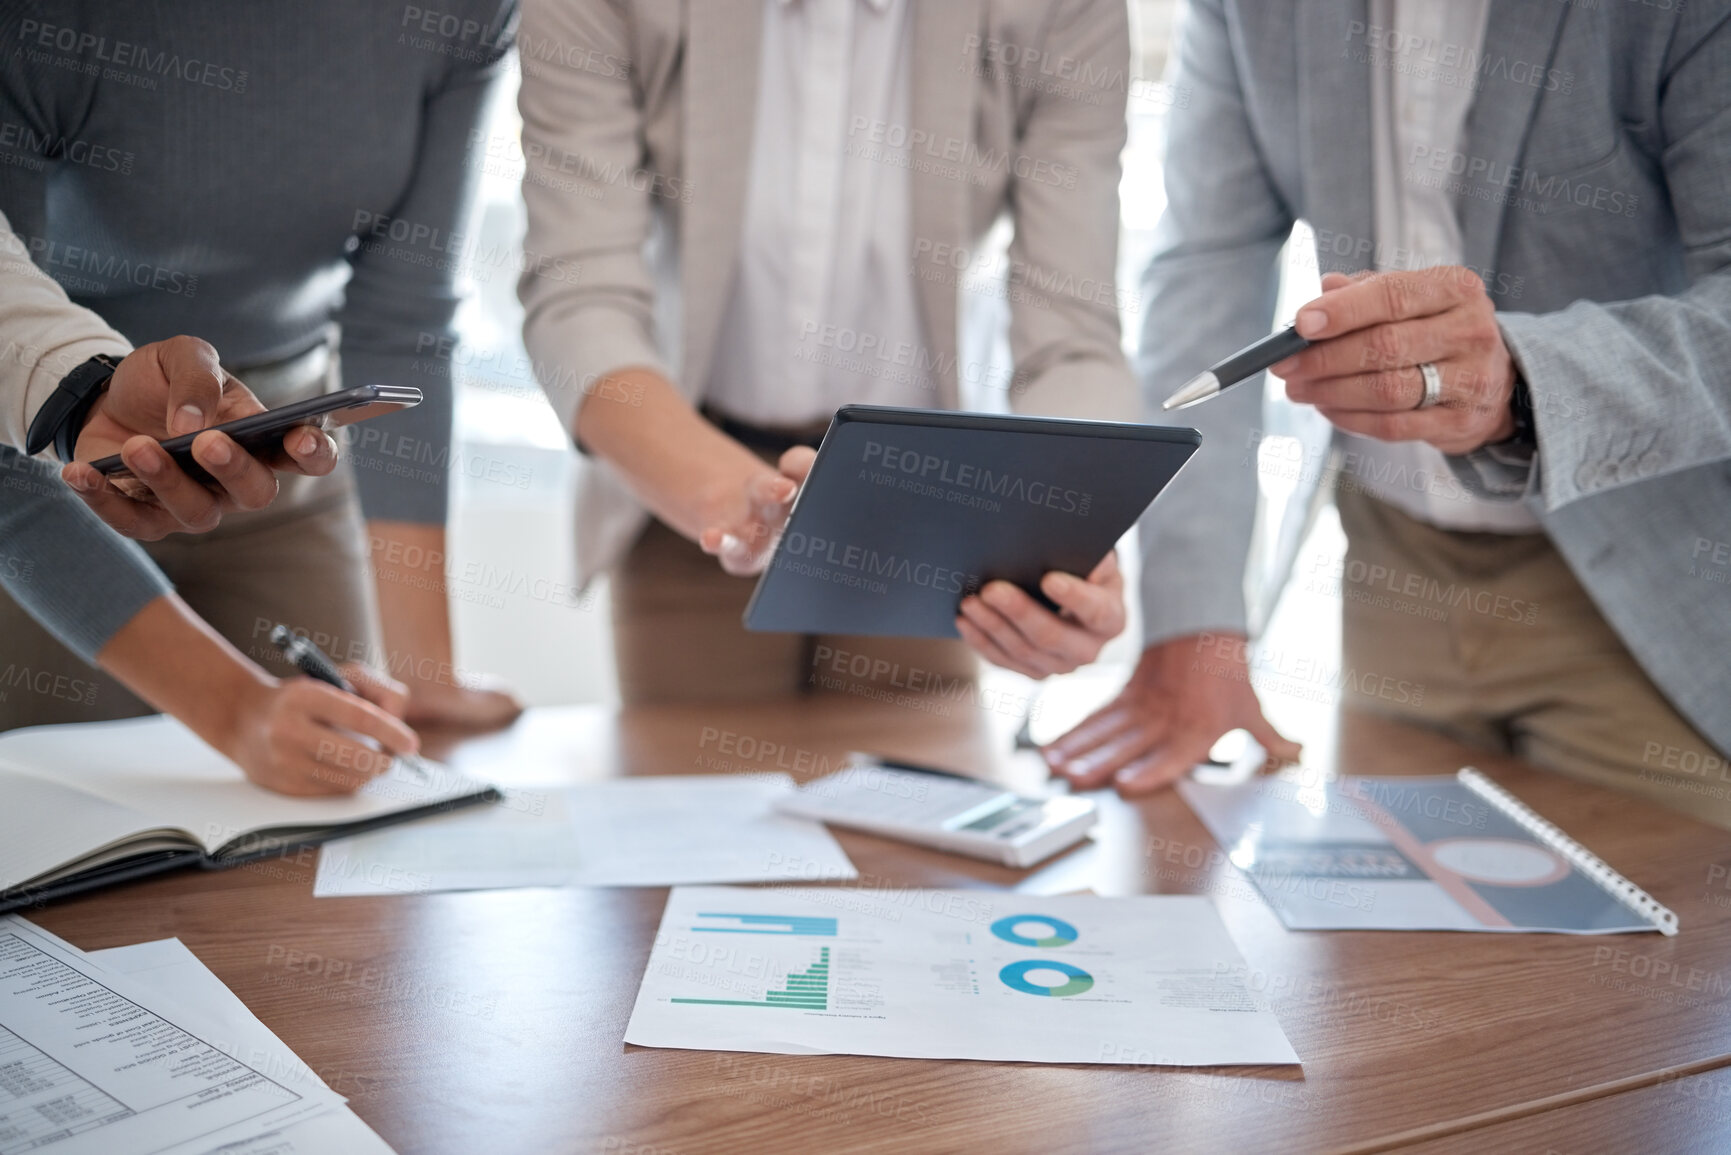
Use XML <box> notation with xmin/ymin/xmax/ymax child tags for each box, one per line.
<box><xmin>1136</xmin><ymin>0</ymin><xmax>1731</xmax><ymax>756</ymax></box>
<box><xmin>517</xmin><ymin>0</ymin><xmax>1139</xmax><ymax>582</ymax></box>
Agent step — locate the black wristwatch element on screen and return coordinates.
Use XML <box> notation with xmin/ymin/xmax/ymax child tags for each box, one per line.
<box><xmin>23</xmin><ymin>352</ymin><xmax>125</xmax><ymax>463</ymax></box>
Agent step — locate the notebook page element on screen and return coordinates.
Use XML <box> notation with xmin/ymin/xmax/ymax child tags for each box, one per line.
<box><xmin>0</xmin><ymin>715</ymin><xmax>493</xmax><ymax>855</ymax></box>
<box><xmin>0</xmin><ymin>769</ymin><xmax>181</xmax><ymax>893</ymax></box>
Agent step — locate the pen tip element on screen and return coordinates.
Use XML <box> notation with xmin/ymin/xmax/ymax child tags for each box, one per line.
<box><xmin>1161</xmin><ymin>372</ymin><xmax>1219</xmax><ymax>412</ymax></box>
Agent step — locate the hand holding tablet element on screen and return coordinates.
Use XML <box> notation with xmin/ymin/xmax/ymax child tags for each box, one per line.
<box><xmin>955</xmin><ymin>550</ymin><xmax>1127</xmax><ymax>679</ymax></box>
<box><xmin>739</xmin><ymin>406</ymin><xmax>1201</xmax><ymax>678</ymax></box>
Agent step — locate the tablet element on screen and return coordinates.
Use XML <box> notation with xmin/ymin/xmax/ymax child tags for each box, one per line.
<box><xmin>743</xmin><ymin>406</ymin><xmax>1201</xmax><ymax>637</ymax></box>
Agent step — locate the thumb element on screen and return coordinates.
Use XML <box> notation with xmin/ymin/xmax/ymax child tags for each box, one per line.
<box><xmin>778</xmin><ymin>446</ymin><xmax>817</xmax><ymax>485</ymax></box>
<box><xmin>1245</xmin><ymin>710</ymin><xmax>1303</xmax><ymax>768</ymax></box>
<box><xmin>151</xmin><ymin>336</ymin><xmax>232</xmax><ymax>435</ymax></box>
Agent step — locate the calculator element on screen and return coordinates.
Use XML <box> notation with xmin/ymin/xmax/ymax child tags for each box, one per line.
<box><xmin>775</xmin><ymin>754</ymin><xmax>1098</xmax><ymax>868</ymax></box>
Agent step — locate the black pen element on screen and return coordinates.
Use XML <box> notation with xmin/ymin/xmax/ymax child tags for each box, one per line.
<box><xmin>269</xmin><ymin>624</ymin><xmax>354</xmax><ymax>692</ymax></box>
<box><xmin>1161</xmin><ymin>324</ymin><xmax>1312</xmax><ymax>411</ymax></box>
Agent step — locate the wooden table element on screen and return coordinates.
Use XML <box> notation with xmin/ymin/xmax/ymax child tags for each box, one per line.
<box><xmin>28</xmin><ymin>695</ymin><xmax>1731</xmax><ymax>1154</ymax></box>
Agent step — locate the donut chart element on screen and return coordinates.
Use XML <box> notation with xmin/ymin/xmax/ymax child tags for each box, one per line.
<box><xmin>999</xmin><ymin>960</ymin><xmax>1094</xmax><ymax>997</ymax></box>
<box><xmin>990</xmin><ymin>914</ymin><xmax>1079</xmax><ymax>948</ymax></box>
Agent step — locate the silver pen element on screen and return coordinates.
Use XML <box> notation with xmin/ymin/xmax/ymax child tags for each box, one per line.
<box><xmin>1161</xmin><ymin>325</ymin><xmax>1312</xmax><ymax>411</ymax></box>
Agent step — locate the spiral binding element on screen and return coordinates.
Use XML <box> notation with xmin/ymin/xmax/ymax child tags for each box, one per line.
<box><xmin>1457</xmin><ymin>767</ymin><xmax>1679</xmax><ymax>937</ymax></box>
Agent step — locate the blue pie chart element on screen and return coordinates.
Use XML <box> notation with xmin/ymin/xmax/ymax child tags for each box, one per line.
<box><xmin>991</xmin><ymin>914</ymin><xmax>1079</xmax><ymax>948</ymax></box>
<box><xmin>999</xmin><ymin>959</ymin><xmax>1094</xmax><ymax>997</ymax></box>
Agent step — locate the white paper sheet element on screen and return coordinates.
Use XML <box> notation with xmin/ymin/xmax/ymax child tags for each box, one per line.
<box><xmin>313</xmin><ymin>775</ymin><xmax>858</xmax><ymax>896</ymax></box>
<box><xmin>0</xmin><ymin>915</ymin><xmax>347</xmax><ymax>1155</ymax></box>
<box><xmin>87</xmin><ymin>938</ymin><xmax>396</xmax><ymax>1155</ymax></box>
<box><xmin>625</xmin><ymin>887</ymin><xmax>1300</xmax><ymax>1066</ymax></box>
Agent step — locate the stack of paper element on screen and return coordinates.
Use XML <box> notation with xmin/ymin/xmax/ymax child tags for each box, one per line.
<box><xmin>0</xmin><ymin>914</ymin><xmax>391</xmax><ymax>1154</ymax></box>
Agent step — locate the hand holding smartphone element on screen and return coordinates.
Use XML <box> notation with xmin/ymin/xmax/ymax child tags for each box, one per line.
<box><xmin>89</xmin><ymin>384</ymin><xmax>423</xmax><ymax>485</ymax></box>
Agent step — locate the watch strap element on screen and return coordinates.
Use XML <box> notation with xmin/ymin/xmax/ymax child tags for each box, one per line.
<box><xmin>23</xmin><ymin>353</ymin><xmax>124</xmax><ymax>462</ymax></box>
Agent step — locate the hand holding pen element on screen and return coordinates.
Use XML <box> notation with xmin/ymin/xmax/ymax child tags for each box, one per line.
<box><xmin>1164</xmin><ymin>267</ymin><xmax>1521</xmax><ymax>457</ymax></box>
<box><xmin>256</xmin><ymin>625</ymin><xmax>421</xmax><ymax>794</ymax></box>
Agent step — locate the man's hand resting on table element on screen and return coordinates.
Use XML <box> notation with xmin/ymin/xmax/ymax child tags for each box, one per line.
<box><xmin>1043</xmin><ymin>632</ymin><xmax>1302</xmax><ymax>796</ymax></box>
<box><xmin>700</xmin><ymin>445</ymin><xmax>1127</xmax><ymax>678</ymax></box>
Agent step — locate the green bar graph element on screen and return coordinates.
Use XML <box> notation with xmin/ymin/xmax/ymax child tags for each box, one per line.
<box><xmin>672</xmin><ymin>949</ymin><xmax>830</xmax><ymax>1010</ymax></box>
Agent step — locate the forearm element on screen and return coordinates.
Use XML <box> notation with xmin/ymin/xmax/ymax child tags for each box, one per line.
<box><xmin>94</xmin><ymin>593</ymin><xmax>276</xmax><ymax>760</ymax></box>
<box><xmin>369</xmin><ymin>519</ymin><xmax>456</xmax><ymax>674</ymax></box>
<box><xmin>575</xmin><ymin>367</ymin><xmax>773</xmax><ymax>541</ymax></box>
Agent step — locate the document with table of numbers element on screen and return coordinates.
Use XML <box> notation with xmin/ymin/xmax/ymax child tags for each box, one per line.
<box><xmin>625</xmin><ymin>887</ymin><xmax>1300</xmax><ymax>1066</ymax></box>
<box><xmin>0</xmin><ymin>915</ymin><xmax>351</xmax><ymax>1155</ymax></box>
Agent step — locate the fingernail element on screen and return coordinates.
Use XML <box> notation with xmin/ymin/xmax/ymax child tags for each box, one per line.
<box><xmin>1295</xmin><ymin>308</ymin><xmax>1326</xmax><ymax>338</ymax></box>
<box><xmin>67</xmin><ymin>470</ymin><xmax>98</xmax><ymax>492</ymax></box>
<box><xmin>171</xmin><ymin>404</ymin><xmax>204</xmax><ymax>435</ymax></box>
<box><xmin>135</xmin><ymin>449</ymin><xmax>164</xmax><ymax>477</ymax></box>
<box><xmin>202</xmin><ymin>437</ymin><xmax>232</xmax><ymax>466</ymax></box>
<box><xmin>1044</xmin><ymin>573</ymin><xmax>1075</xmax><ymax>596</ymax></box>
<box><xmin>297</xmin><ymin>429</ymin><xmax>321</xmax><ymax>455</ymax></box>
<box><xmin>1271</xmin><ymin>358</ymin><xmax>1296</xmax><ymax>376</ymax></box>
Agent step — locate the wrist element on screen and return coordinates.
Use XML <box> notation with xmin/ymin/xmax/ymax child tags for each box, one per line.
<box><xmin>205</xmin><ymin>666</ymin><xmax>281</xmax><ymax>763</ymax></box>
<box><xmin>25</xmin><ymin>352</ymin><xmax>124</xmax><ymax>461</ymax></box>
<box><xmin>695</xmin><ymin>454</ymin><xmax>777</xmax><ymax>528</ymax></box>
<box><xmin>94</xmin><ymin>594</ymin><xmax>282</xmax><ymax>763</ymax></box>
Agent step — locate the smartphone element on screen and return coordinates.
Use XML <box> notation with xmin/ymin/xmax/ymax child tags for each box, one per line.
<box><xmin>90</xmin><ymin>384</ymin><xmax>423</xmax><ymax>484</ymax></box>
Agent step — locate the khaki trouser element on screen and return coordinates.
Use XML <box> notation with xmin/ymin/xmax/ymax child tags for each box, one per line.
<box><xmin>0</xmin><ymin>347</ymin><xmax>380</xmax><ymax>731</ymax></box>
<box><xmin>611</xmin><ymin>517</ymin><xmax>977</xmax><ymax>704</ymax></box>
<box><xmin>1336</xmin><ymin>485</ymin><xmax>1731</xmax><ymax>829</ymax></box>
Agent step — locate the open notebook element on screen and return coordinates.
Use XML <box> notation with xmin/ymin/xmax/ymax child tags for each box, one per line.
<box><xmin>0</xmin><ymin>714</ymin><xmax>498</xmax><ymax>913</ymax></box>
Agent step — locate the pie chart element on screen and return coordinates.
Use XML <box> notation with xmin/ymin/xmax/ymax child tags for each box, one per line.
<box><xmin>999</xmin><ymin>960</ymin><xmax>1094</xmax><ymax>997</ymax></box>
<box><xmin>991</xmin><ymin>914</ymin><xmax>1079</xmax><ymax>948</ymax></box>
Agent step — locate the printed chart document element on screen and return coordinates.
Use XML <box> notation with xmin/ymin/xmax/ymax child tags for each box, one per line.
<box><xmin>0</xmin><ymin>915</ymin><xmax>347</xmax><ymax>1155</ymax></box>
<box><xmin>1178</xmin><ymin>769</ymin><xmax>1677</xmax><ymax>935</ymax></box>
<box><xmin>314</xmin><ymin>775</ymin><xmax>857</xmax><ymax>896</ymax></box>
<box><xmin>625</xmin><ymin>887</ymin><xmax>1299</xmax><ymax>1066</ymax></box>
<box><xmin>88</xmin><ymin>938</ymin><xmax>395</xmax><ymax>1155</ymax></box>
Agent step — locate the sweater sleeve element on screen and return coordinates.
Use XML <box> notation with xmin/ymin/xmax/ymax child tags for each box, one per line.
<box><xmin>338</xmin><ymin>2</ymin><xmax>517</xmax><ymax>524</ymax></box>
<box><xmin>0</xmin><ymin>209</ymin><xmax>132</xmax><ymax>457</ymax></box>
<box><xmin>0</xmin><ymin>446</ymin><xmax>171</xmax><ymax>662</ymax></box>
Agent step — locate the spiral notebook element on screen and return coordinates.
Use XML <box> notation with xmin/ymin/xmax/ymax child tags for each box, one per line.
<box><xmin>1177</xmin><ymin>768</ymin><xmax>1677</xmax><ymax>936</ymax></box>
